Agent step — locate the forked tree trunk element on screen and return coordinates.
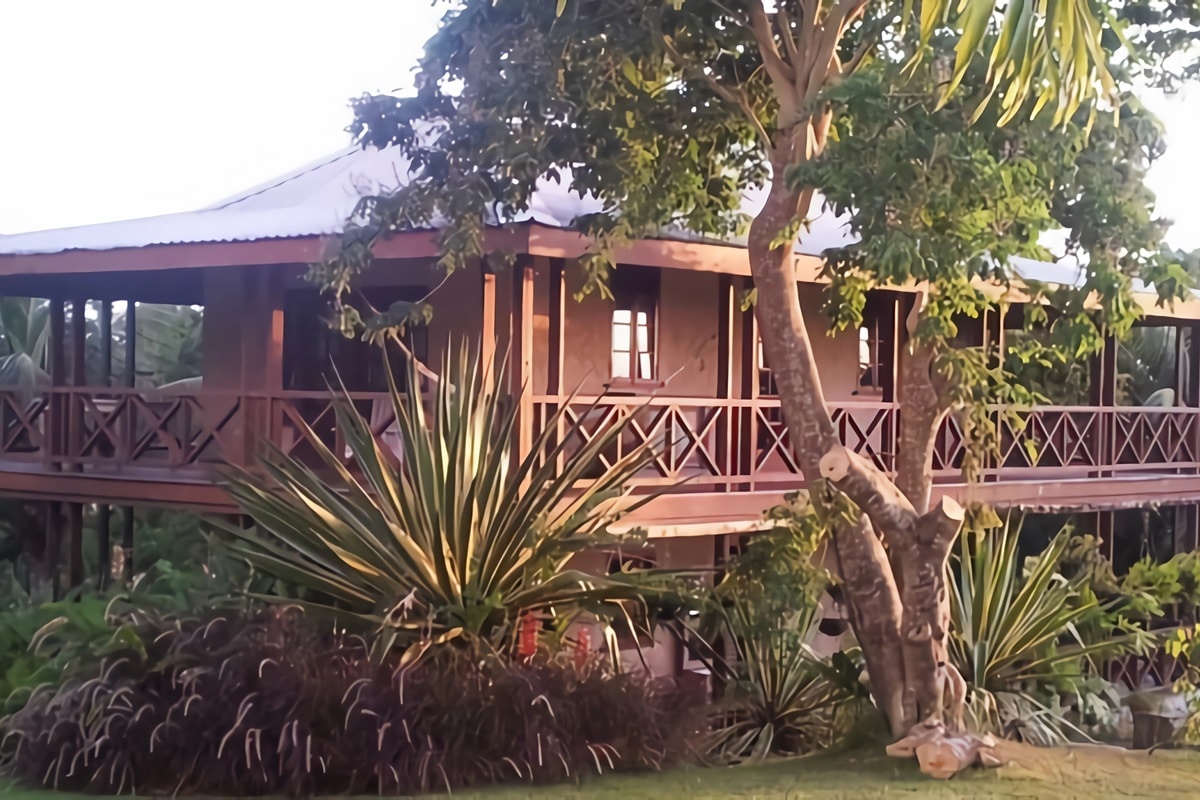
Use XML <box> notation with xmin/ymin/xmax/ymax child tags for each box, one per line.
<box><xmin>747</xmin><ymin>126</ymin><xmax>964</xmax><ymax>737</ymax></box>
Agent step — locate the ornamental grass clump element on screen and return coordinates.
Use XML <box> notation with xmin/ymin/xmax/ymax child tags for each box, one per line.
<box><xmin>1</xmin><ymin>607</ymin><xmax>699</xmax><ymax>796</ymax></box>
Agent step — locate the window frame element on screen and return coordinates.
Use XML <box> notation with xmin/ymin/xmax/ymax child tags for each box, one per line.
<box><xmin>608</xmin><ymin>266</ymin><xmax>661</xmax><ymax>389</ymax></box>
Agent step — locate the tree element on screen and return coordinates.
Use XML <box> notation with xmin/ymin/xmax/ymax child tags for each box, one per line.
<box><xmin>316</xmin><ymin>1</ymin><xmax>1197</xmax><ymax>738</ymax></box>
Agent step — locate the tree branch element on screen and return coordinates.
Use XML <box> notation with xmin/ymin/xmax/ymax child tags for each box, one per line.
<box><xmin>662</xmin><ymin>34</ymin><xmax>771</xmax><ymax>149</ymax></box>
<box><xmin>746</xmin><ymin>1</ymin><xmax>798</xmax><ymax>121</ymax></box>
<box><xmin>819</xmin><ymin>444</ymin><xmax>920</xmax><ymax>537</ymax></box>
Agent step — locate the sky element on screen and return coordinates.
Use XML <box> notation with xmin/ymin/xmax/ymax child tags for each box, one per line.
<box><xmin>1</xmin><ymin>1</ymin><xmax>1199</xmax><ymax>249</ymax></box>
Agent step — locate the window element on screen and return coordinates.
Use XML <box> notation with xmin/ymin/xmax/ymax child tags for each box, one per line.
<box><xmin>857</xmin><ymin>322</ymin><xmax>882</xmax><ymax>395</ymax></box>
<box><xmin>609</xmin><ymin>267</ymin><xmax>659</xmax><ymax>384</ymax></box>
<box><xmin>283</xmin><ymin>287</ymin><xmax>428</xmax><ymax>393</ymax></box>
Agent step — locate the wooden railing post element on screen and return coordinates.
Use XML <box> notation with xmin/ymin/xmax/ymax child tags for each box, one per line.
<box><xmin>714</xmin><ymin>275</ymin><xmax>735</xmax><ymax>483</ymax></box>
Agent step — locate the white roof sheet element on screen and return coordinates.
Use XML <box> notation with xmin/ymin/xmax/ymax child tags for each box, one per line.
<box><xmin>0</xmin><ymin>144</ymin><xmax>854</xmax><ymax>257</ymax></box>
<box><xmin>0</xmin><ymin>144</ymin><xmax>1180</xmax><ymax>303</ymax></box>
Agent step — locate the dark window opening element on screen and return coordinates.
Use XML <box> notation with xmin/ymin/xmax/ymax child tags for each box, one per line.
<box><xmin>283</xmin><ymin>287</ymin><xmax>428</xmax><ymax>394</ymax></box>
<box><xmin>609</xmin><ymin>267</ymin><xmax>660</xmax><ymax>384</ymax></box>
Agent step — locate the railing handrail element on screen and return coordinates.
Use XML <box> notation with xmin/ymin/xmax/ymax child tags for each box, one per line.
<box><xmin>3</xmin><ymin>385</ymin><xmax>1200</xmax><ymax>486</ymax></box>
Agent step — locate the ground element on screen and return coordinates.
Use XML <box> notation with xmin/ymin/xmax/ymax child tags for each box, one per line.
<box><xmin>3</xmin><ymin>747</ymin><xmax>1200</xmax><ymax>798</ymax></box>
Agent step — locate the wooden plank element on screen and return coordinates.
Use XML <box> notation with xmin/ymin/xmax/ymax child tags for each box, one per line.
<box><xmin>547</xmin><ymin>258</ymin><xmax>566</xmax><ymax>396</ymax></box>
<box><xmin>69</xmin><ymin>299</ymin><xmax>86</xmax><ymax>472</ymax></box>
<box><xmin>715</xmin><ymin>275</ymin><xmax>735</xmax><ymax>474</ymax></box>
<box><xmin>511</xmin><ymin>259</ymin><xmax>535</xmax><ymax>461</ymax></box>
<box><xmin>481</xmin><ymin>264</ymin><xmax>497</xmax><ymax>377</ymax></box>
<box><xmin>100</xmin><ymin>300</ymin><xmax>113</xmax><ymax>386</ymax></box>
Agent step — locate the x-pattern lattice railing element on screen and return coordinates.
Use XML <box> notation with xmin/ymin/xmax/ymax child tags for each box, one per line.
<box><xmin>2</xmin><ymin>386</ymin><xmax>1199</xmax><ymax>485</ymax></box>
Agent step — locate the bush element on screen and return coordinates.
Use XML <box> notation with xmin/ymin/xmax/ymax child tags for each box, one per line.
<box><xmin>215</xmin><ymin>348</ymin><xmax>687</xmax><ymax>657</ymax></box>
<box><xmin>1</xmin><ymin>608</ymin><xmax>699</xmax><ymax>796</ymax></box>
<box><xmin>682</xmin><ymin>494</ymin><xmax>869</xmax><ymax>762</ymax></box>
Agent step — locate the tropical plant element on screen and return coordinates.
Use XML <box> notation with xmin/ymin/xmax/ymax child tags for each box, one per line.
<box><xmin>0</xmin><ymin>561</ymin><xmax>221</xmax><ymax>717</ymax></box>
<box><xmin>948</xmin><ymin>520</ymin><xmax>1148</xmax><ymax>743</ymax></box>
<box><xmin>215</xmin><ymin>347</ymin><xmax>688</xmax><ymax>657</ymax></box>
<box><xmin>679</xmin><ymin>495</ymin><xmax>867</xmax><ymax>761</ymax></box>
<box><xmin>1</xmin><ymin>607</ymin><xmax>698</xmax><ymax>796</ymax></box>
<box><xmin>312</xmin><ymin>0</ymin><xmax>1200</xmax><ymax>736</ymax></box>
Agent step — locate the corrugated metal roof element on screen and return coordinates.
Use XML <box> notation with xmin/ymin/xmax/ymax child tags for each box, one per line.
<box><xmin>0</xmin><ymin>144</ymin><xmax>855</xmax><ymax>257</ymax></box>
<box><xmin>0</xmin><ymin>145</ymin><xmax>1183</xmax><ymax>304</ymax></box>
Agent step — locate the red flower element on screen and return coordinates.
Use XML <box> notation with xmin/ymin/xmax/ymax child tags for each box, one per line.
<box><xmin>518</xmin><ymin>613</ymin><xmax>539</xmax><ymax>659</ymax></box>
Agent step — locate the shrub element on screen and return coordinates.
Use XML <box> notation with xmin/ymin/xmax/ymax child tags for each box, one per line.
<box><xmin>682</xmin><ymin>494</ymin><xmax>867</xmax><ymax>762</ymax></box>
<box><xmin>214</xmin><ymin>348</ymin><xmax>689</xmax><ymax>657</ymax></box>
<box><xmin>1</xmin><ymin>608</ymin><xmax>699</xmax><ymax>796</ymax></box>
<box><xmin>949</xmin><ymin>519</ymin><xmax>1147</xmax><ymax>743</ymax></box>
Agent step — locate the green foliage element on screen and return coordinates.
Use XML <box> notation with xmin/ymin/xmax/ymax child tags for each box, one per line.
<box><xmin>316</xmin><ymin>0</ymin><xmax>1129</xmax><ymax>333</ymax></box>
<box><xmin>949</xmin><ymin>520</ymin><xmax>1147</xmax><ymax>743</ymax></box>
<box><xmin>0</xmin><ymin>563</ymin><xmax>221</xmax><ymax>717</ymax></box>
<box><xmin>2</xmin><ymin>608</ymin><xmax>699</xmax><ymax>795</ymax></box>
<box><xmin>683</xmin><ymin>494</ymin><xmax>868</xmax><ymax>761</ymax></box>
<box><xmin>215</xmin><ymin>347</ymin><xmax>688</xmax><ymax>657</ymax></box>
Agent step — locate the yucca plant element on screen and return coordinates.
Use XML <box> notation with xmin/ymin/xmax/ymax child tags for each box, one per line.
<box><xmin>215</xmin><ymin>346</ymin><xmax>686</xmax><ymax>656</ymax></box>
<box><xmin>949</xmin><ymin>518</ymin><xmax>1145</xmax><ymax>742</ymax></box>
<box><xmin>680</xmin><ymin>497</ymin><xmax>865</xmax><ymax>762</ymax></box>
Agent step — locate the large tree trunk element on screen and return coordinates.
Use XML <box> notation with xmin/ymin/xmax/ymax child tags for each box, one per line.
<box><xmin>747</xmin><ymin>124</ymin><xmax>964</xmax><ymax>736</ymax></box>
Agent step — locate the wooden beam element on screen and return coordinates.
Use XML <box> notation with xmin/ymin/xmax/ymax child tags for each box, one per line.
<box><xmin>738</xmin><ymin>278</ymin><xmax>758</xmax><ymax>484</ymax></box>
<box><xmin>48</xmin><ymin>298</ymin><xmax>65</xmax><ymax>471</ymax></box>
<box><xmin>716</xmin><ymin>275</ymin><xmax>736</xmax><ymax>475</ymax></box>
<box><xmin>69</xmin><ymin>299</ymin><xmax>86</xmax><ymax>473</ymax></box>
<box><xmin>547</xmin><ymin>258</ymin><xmax>566</xmax><ymax>396</ymax></box>
<box><xmin>124</xmin><ymin>301</ymin><xmax>137</xmax><ymax>388</ymax></box>
<box><xmin>511</xmin><ymin>259</ymin><xmax>535</xmax><ymax>461</ymax></box>
<box><xmin>100</xmin><ymin>300</ymin><xmax>113</xmax><ymax>386</ymax></box>
<box><xmin>481</xmin><ymin>263</ymin><xmax>497</xmax><ymax>377</ymax></box>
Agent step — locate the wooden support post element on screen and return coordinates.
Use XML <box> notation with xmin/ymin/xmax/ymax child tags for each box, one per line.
<box><xmin>510</xmin><ymin>259</ymin><xmax>535</xmax><ymax>462</ymax></box>
<box><xmin>48</xmin><ymin>298</ymin><xmax>66</xmax><ymax>471</ymax></box>
<box><xmin>546</xmin><ymin>258</ymin><xmax>567</xmax><ymax>472</ymax></box>
<box><xmin>1090</xmin><ymin>334</ymin><xmax>1117</xmax><ymax>477</ymax></box>
<box><xmin>121</xmin><ymin>505</ymin><xmax>135</xmax><ymax>581</ymax></box>
<box><xmin>66</xmin><ymin>502</ymin><xmax>84</xmax><ymax>589</ymax></box>
<box><xmin>547</xmin><ymin>259</ymin><xmax>566</xmax><ymax>398</ymax></box>
<box><xmin>97</xmin><ymin>504</ymin><xmax>111</xmax><ymax>589</ymax></box>
<box><xmin>715</xmin><ymin>275</ymin><xmax>735</xmax><ymax>478</ymax></box>
<box><xmin>738</xmin><ymin>278</ymin><xmax>758</xmax><ymax>487</ymax></box>
<box><xmin>123</xmin><ymin>301</ymin><xmax>137</xmax><ymax>462</ymax></box>
<box><xmin>69</xmin><ymin>299</ymin><xmax>86</xmax><ymax>472</ymax></box>
<box><xmin>100</xmin><ymin>300</ymin><xmax>113</xmax><ymax>386</ymax></box>
<box><xmin>124</xmin><ymin>300</ymin><xmax>137</xmax><ymax>388</ymax></box>
<box><xmin>481</xmin><ymin>264</ymin><xmax>497</xmax><ymax>380</ymax></box>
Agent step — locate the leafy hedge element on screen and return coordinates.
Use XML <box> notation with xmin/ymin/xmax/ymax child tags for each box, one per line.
<box><xmin>2</xmin><ymin>608</ymin><xmax>699</xmax><ymax>796</ymax></box>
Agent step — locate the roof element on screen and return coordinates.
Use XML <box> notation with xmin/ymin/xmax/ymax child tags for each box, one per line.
<box><xmin>0</xmin><ymin>144</ymin><xmax>1185</xmax><ymax>310</ymax></box>
<box><xmin>0</xmin><ymin>144</ymin><xmax>855</xmax><ymax>257</ymax></box>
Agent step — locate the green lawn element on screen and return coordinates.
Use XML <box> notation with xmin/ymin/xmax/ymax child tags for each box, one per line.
<box><xmin>4</xmin><ymin>747</ymin><xmax>1200</xmax><ymax>799</ymax></box>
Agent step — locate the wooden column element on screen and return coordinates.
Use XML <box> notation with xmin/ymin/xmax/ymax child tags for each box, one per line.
<box><xmin>547</xmin><ymin>259</ymin><xmax>566</xmax><ymax>398</ymax></box>
<box><xmin>1090</xmin><ymin>333</ymin><xmax>1117</xmax><ymax>478</ymax></box>
<box><xmin>47</xmin><ymin>298</ymin><xmax>66</xmax><ymax>471</ymax></box>
<box><xmin>738</xmin><ymin>278</ymin><xmax>759</xmax><ymax>486</ymax></box>
<box><xmin>715</xmin><ymin>275</ymin><xmax>736</xmax><ymax>478</ymax></box>
<box><xmin>546</xmin><ymin>258</ymin><xmax>567</xmax><ymax>472</ymax></box>
<box><xmin>481</xmin><ymin>264</ymin><xmax>497</xmax><ymax>378</ymax></box>
<box><xmin>100</xmin><ymin>300</ymin><xmax>113</xmax><ymax>385</ymax></box>
<box><xmin>124</xmin><ymin>300</ymin><xmax>137</xmax><ymax>387</ymax></box>
<box><xmin>123</xmin><ymin>301</ymin><xmax>137</xmax><ymax>465</ymax></box>
<box><xmin>98</xmin><ymin>300</ymin><xmax>112</xmax><ymax>586</ymax></box>
<box><xmin>510</xmin><ymin>259</ymin><xmax>535</xmax><ymax>461</ymax></box>
<box><xmin>69</xmin><ymin>299</ymin><xmax>86</xmax><ymax>472</ymax></box>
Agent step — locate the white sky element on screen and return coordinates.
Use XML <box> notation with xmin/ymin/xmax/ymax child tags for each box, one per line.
<box><xmin>1</xmin><ymin>1</ymin><xmax>1198</xmax><ymax>249</ymax></box>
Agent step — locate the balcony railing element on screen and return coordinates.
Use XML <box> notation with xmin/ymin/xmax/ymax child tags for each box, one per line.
<box><xmin>1</xmin><ymin>387</ymin><xmax>1198</xmax><ymax>488</ymax></box>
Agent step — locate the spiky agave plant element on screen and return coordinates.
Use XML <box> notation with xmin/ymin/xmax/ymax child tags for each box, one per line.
<box><xmin>215</xmin><ymin>344</ymin><xmax>686</xmax><ymax>657</ymax></box>
<box><xmin>949</xmin><ymin>518</ymin><xmax>1146</xmax><ymax>743</ymax></box>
